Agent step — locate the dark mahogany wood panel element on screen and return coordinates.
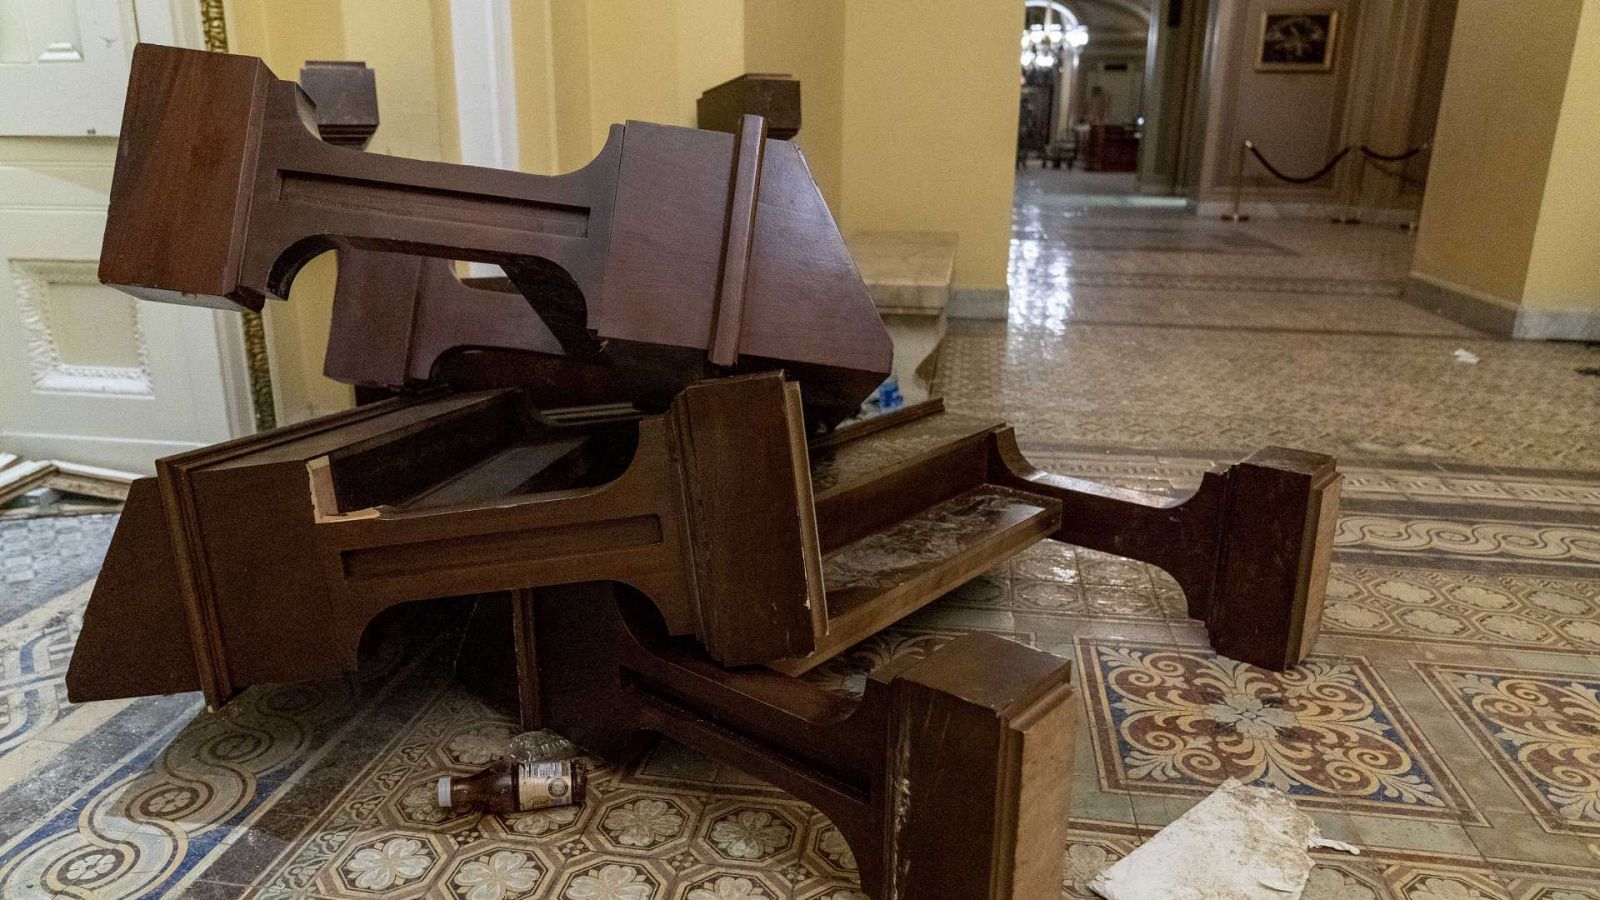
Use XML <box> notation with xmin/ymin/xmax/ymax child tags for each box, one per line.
<box><xmin>99</xmin><ymin>44</ymin><xmax>890</xmax><ymax>427</ymax></box>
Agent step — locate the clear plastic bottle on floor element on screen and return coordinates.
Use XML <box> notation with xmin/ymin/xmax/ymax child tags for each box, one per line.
<box><xmin>508</xmin><ymin>729</ymin><xmax>578</xmax><ymax>763</ymax></box>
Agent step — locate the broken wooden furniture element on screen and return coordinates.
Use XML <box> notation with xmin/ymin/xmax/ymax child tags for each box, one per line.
<box><xmin>69</xmin><ymin>374</ymin><xmax>1082</xmax><ymax>897</ymax></box>
<box><xmin>536</xmin><ymin>583</ymin><xmax>1075</xmax><ymax>899</ymax></box>
<box><xmin>100</xmin><ymin>43</ymin><xmax>888</xmax><ymax>428</ymax></box>
<box><xmin>66</xmin><ymin>368</ymin><xmax>1336</xmax><ymax>700</ymax></box>
<box><xmin>65</xmin><ymin>375</ymin><xmax>1335</xmax><ymax>896</ymax></box>
<box><xmin>71</xmin><ymin>44</ymin><xmax>1342</xmax><ymax>899</ymax></box>
<box><xmin>0</xmin><ymin>456</ymin><xmax>137</xmax><ymax>511</ymax></box>
<box><xmin>316</xmin><ymin>252</ymin><xmax>1339</xmax><ymax>671</ymax></box>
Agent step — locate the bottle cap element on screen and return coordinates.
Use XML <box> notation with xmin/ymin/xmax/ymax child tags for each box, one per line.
<box><xmin>436</xmin><ymin>776</ymin><xmax>452</xmax><ymax>809</ymax></box>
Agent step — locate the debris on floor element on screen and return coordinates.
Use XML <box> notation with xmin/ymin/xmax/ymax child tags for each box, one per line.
<box><xmin>1452</xmin><ymin>348</ymin><xmax>1480</xmax><ymax>364</ymax></box>
<box><xmin>1088</xmin><ymin>779</ymin><xmax>1358</xmax><ymax>900</ymax></box>
<box><xmin>0</xmin><ymin>454</ymin><xmax>137</xmax><ymax>518</ymax></box>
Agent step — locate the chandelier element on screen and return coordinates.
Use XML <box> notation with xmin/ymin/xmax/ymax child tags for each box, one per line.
<box><xmin>1020</xmin><ymin>7</ymin><xmax>1087</xmax><ymax>71</ymax></box>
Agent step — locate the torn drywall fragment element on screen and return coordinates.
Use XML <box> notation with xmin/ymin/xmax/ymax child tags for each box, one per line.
<box><xmin>1088</xmin><ymin>778</ymin><xmax>1348</xmax><ymax>900</ymax></box>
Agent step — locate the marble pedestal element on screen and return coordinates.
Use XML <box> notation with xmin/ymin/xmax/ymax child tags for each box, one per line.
<box><xmin>846</xmin><ymin>231</ymin><xmax>958</xmax><ymax>406</ymax></box>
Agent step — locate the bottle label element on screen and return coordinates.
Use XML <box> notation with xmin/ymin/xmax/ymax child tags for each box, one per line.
<box><xmin>518</xmin><ymin>760</ymin><xmax>577</xmax><ymax>811</ymax></box>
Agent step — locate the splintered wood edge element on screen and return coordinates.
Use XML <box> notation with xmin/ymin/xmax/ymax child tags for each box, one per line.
<box><xmin>305</xmin><ymin>456</ymin><xmax>379</xmax><ymax>522</ymax></box>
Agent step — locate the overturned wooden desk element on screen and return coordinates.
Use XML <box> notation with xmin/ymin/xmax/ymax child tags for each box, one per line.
<box><xmin>68</xmin><ymin>43</ymin><xmax>1340</xmax><ymax>900</ymax></box>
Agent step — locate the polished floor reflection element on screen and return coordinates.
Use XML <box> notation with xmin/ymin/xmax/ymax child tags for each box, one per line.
<box><xmin>1</xmin><ymin>192</ymin><xmax>1597</xmax><ymax>899</ymax></box>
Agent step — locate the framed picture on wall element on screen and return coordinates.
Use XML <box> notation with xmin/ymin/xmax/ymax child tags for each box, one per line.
<box><xmin>1256</xmin><ymin>11</ymin><xmax>1339</xmax><ymax>72</ymax></box>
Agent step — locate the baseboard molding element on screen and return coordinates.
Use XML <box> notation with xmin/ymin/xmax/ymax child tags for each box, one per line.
<box><xmin>948</xmin><ymin>288</ymin><xmax>1009</xmax><ymax>321</ymax></box>
<box><xmin>1402</xmin><ymin>273</ymin><xmax>1600</xmax><ymax>341</ymax></box>
<box><xmin>1512</xmin><ymin>308</ymin><xmax>1600</xmax><ymax>341</ymax></box>
<box><xmin>1401</xmin><ymin>274</ymin><xmax>1517</xmax><ymax>336</ymax></box>
<box><xmin>1194</xmin><ymin>199</ymin><xmax>1417</xmax><ymax>225</ymax></box>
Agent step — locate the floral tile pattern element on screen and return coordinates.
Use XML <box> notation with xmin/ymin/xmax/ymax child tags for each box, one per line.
<box><xmin>1325</xmin><ymin>567</ymin><xmax>1600</xmax><ymax>654</ymax></box>
<box><xmin>1418</xmin><ymin>664</ymin><xmax>1600</xmax><ymax>836</ymax></box>
<box><xmin>234</xmin><ymin>687</ymin><xmax>868</xmax><ymax>900</ymax></box>
<box><xmin>1077</xmin><ymin>641</ymin><xmax>1477</xmax><ymax>821</ymax></box>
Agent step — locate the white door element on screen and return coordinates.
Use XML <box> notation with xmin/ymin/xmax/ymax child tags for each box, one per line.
<box><xmin>0</xmin><ymin>0</ymin><xmax>252</xmax><ymax>473</ymax></box>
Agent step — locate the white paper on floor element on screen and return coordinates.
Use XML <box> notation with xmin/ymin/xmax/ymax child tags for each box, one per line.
<box><xmin>1088</xmin><ymin>779</ymin><xmax>1358</xmax><ymax>900</ymax></box>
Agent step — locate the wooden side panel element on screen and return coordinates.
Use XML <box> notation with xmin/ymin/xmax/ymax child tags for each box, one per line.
<box><xmin>741</xmin><ymin>139</ymin><xmax>893</xmax><ymax>382</ymax></box>
<box><xmin>65</xmin><ymin>478</ymin><xmax>201</xmax><ymax>701</ymax></box>
<box><xmin>600</xmin><ymin>121</ymin><xmax>732</xmax><ymax>351</ymax></box>
<box><xmin>411</xmin><ymin>257</ymin><xmax>565</xmax><ymax>379</ymax></box>
<box><xmin>192</xmin><ymin>463</ymin><xmax>361</xmax><ymax>691</ymax></box>
<box><xmin>672</xmin><ymin>374</ymin><xmax>823</xmax><ymax>665</ymax></box>
<box><xmin>1296</xmin><ymin>469</ymin><xmax>1342</xmax><ymax>661</ymax></box>
<box><xmin>1000</xmin><ymin>679</ymin><xmax>1077</xmax><ymax>893</ymax></box>
<box><xmin>325</xmin><ymin>247</ymin><xmax>425</xmax><ymax>386</ymax></box>
<box><xmin>989</xmin><ymin>427</ymin><xmax>1227</xmax><ymax>621</ymax></box>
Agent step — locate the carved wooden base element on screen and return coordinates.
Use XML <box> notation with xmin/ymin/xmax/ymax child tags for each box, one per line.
<box><xmin>991</xmin><ymin>434</ymin><xmax>1340</xmax><ymax>670</ymax></box>
<box><xmin>522</xmin><ymin>582</ymin><xmax>1077</xmax><ymax>900</ymax></box>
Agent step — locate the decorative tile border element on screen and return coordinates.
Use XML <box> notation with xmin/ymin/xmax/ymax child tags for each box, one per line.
<box><xmin>1335</xmin><ymin>515</ymin><xmax>1600</xmax><ymax>567</ymax></box>
<box><xmin>1325</xmin><ymin>566</ymin><xmax>1600</xmax><ymax>655</ymax></box>
<box><xmin>1045</xmin><ymin>271</ymin><xmax>1404</xmax><ymax>296</ymax></box>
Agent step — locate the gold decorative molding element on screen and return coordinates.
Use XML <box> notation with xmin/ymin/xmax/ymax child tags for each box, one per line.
<box><xmin>198</xmin><ymin>0</ymin><xmax>277</xmax><ymax>430</ymax></box>
<box><xmin>198</xmin><ymin>0</ymin><xmax>228</xmax><ymax>53</ymax></box>
<box><xmin>12</xmin><ymin>260</ymin><xmax>154</xmax><ymax>397</ymax></box>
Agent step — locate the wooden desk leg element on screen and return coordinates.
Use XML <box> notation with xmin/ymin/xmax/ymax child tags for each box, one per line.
<box><xmin>522</xmin><ymin>583</ymin><xmax>1077</xmax><ymax>900</ymax></box>
<box><xmin>451</xmin><ymin>592</ymin><xmax>539</xmax><ymax>727</ymax></box>
<box><xmin>993</xmin><ymin>432</ymin><xmax>1340</xmax><ymax>670</ymax></box>
<box><xmin>1205</xmin><ymin>448</ymin><xmax>1342</xmax><ymax>669</ymax></box>
<box><xmin>878</xmin><ymin>636</ymin><xmax>1077</xmax><ymax>899</ymax></box>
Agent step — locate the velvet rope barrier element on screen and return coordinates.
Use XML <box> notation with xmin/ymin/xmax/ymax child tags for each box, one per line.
<box><xmin>1246</xmin><ymin>141</ymin><xmax>1353</xmax><ymax>184</ymax></box>
<box><xmin>1221</xmin><ymin>139</ymin><xmax>1430</xmax><ymax>223</ymax></box>
<box><xmin>1358</xmin><ymin>143</ymin><xmax>1430</xmax><ymax>163</ymax></box>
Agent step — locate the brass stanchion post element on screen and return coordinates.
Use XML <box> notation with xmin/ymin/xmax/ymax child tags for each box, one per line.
<box><xmin>1221</xmin><ymin>139</ymin><xmax>1250</xmax><ymax>222</ymax></box>
<box><xmin>1330</xmin><ymin>152</ymin><xmax>1363</xmax><ymax>224</ymax></box>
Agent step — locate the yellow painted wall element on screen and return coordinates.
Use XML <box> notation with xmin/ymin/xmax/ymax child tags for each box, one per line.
<box><xmin>1522</xmin><ymin>0</ymin><xmax>1600</xmax><ymax>312</ymax></box>
<box><xmin>1411</xmin><ymin>0</ymin><xmax>1584</xmax><ymax>305</ymax></box>
<box><xmin>546</xmin><ymin>0</ymin><xmax>594</xmax><ymax>173</ymax></box>
<box><xmin>839</xmin><ymin>0</ymin><xmax>1020</xmax><ymax>292</ymax></box>
<box><xmin>227</xmin><ymin>0</ymin><xmax>460</xmax><ymax>422</ymax></box>
<box><xmin>510</xmin><ymin>1</ymin><xmax>563</xmax><ymax>174</ymax></box>
<box><xmin>742</xmin><ymin>0</ymin><xmax>845</xmax><ymax>209</ymax></box>
<box><xmin>512</xmin><ymin>0</ymin><xmax>745</xmax><ymax>174</ymax></box>
<box><xmin>673</xmin><ymin>0</ymin><xmax>747</xmax><ymax>127</ymax></box>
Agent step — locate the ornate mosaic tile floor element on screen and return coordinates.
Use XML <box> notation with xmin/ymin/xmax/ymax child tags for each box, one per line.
<box><xmin>3</xmin><ymin>202</ymin><xmax>1599</xmax><ymax>898</ymax></box>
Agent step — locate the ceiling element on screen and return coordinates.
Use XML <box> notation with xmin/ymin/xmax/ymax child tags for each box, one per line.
<box><xmin>1026</xmin><ymin>0</ymin><xmax>1151</xmax><ymax>40</ymax></box>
